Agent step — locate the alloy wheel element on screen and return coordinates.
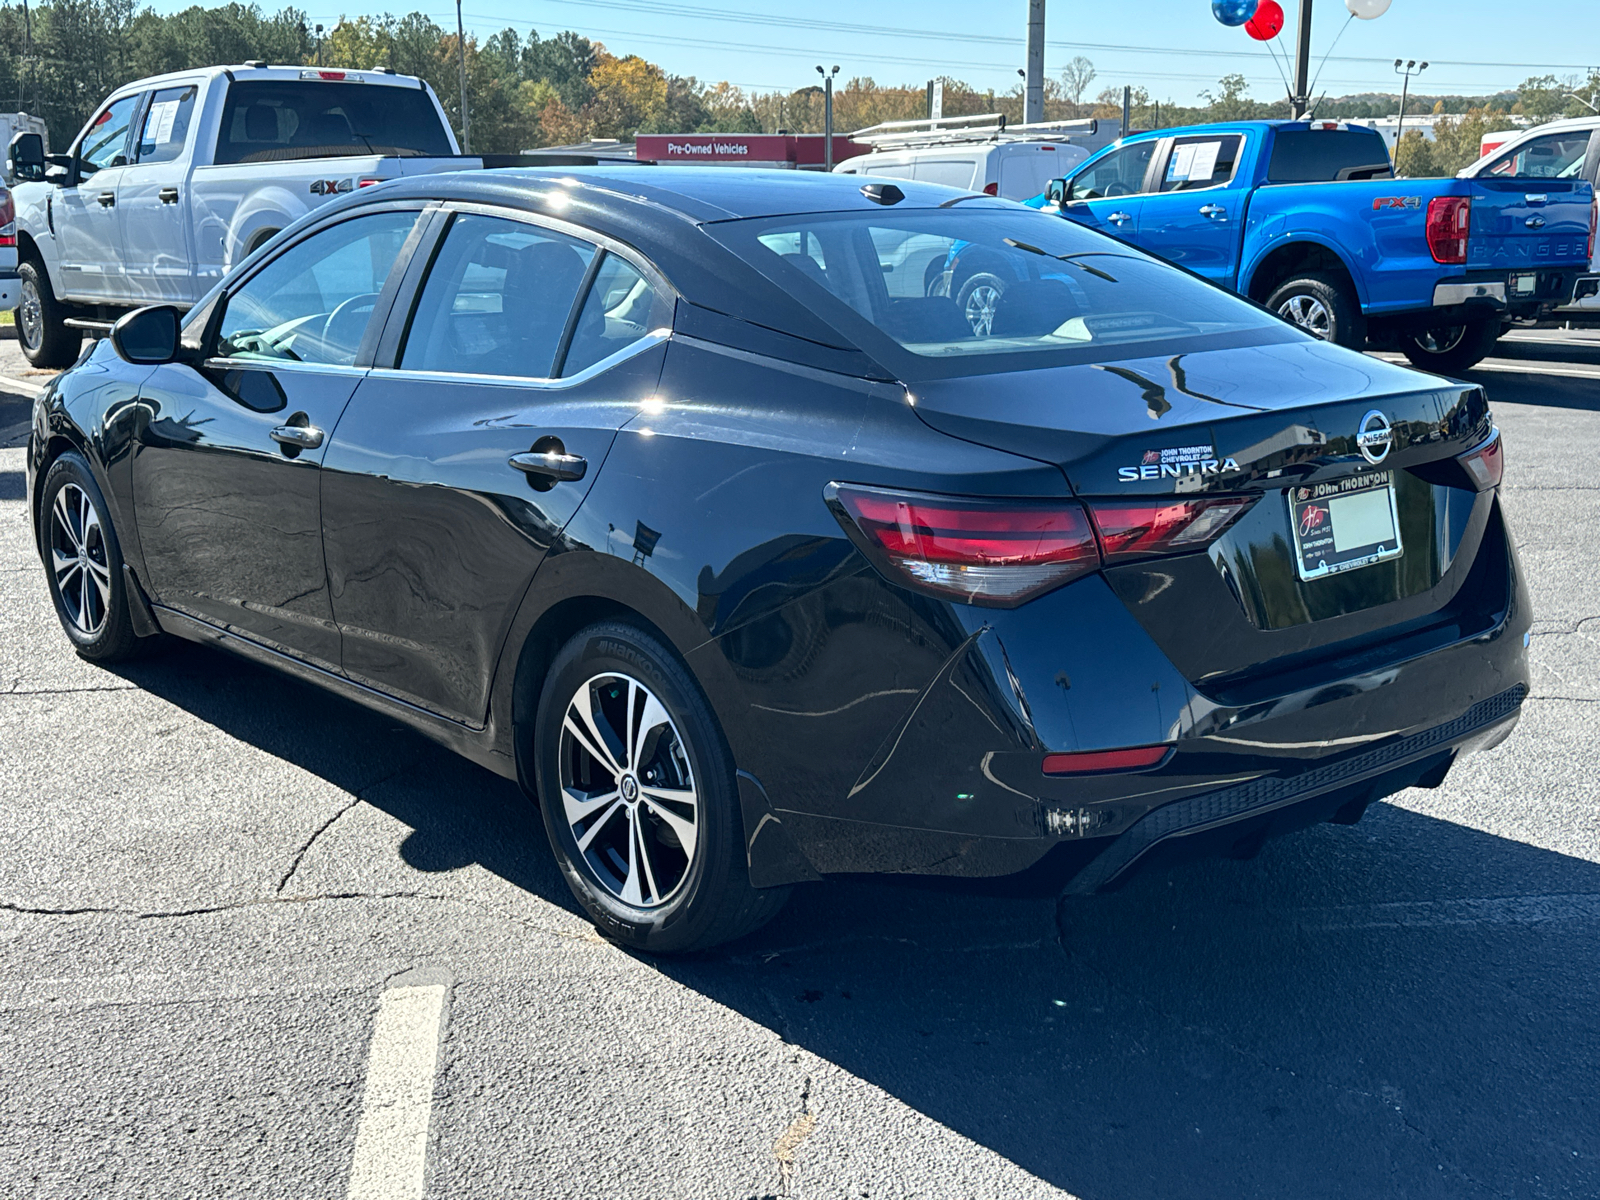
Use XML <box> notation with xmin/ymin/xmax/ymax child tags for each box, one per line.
<box><xmin>559</xmin><ymin>671</ymin><xmax>700</xmax><ymax>909</ymax></box>
<box><xmin>1414</xmin><ymin>325</ymin><xmax>1467</xmax><ymax>355</ymax></box>
<box><xmin>964</xmin><ymin>284</ymin><xmax>1002</xmax><ymax>337</ymax></box>
<box><xmin>1277</xmin><ymin>294</ymin><xmax>1331</xmax><ymax>339</ymax></box>
<box><xmin>49</xmin><ymin>483</ymin><xmax>112</xmax><ymax>636</ymax></box>
<box><xmin>17</xmin><ymin>277</ymin><xmax>42</xmax><ymax>352</ymax></box>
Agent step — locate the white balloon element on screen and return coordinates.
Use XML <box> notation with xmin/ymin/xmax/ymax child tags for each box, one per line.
<box><xmin>1346</xmin><ymin>0</ymin><xmax>1393</xmax><ymax>17</ymax></box>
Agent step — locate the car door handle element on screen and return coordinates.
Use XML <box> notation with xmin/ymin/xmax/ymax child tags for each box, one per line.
<box><xmin>509</xmin><ymin>450</ymin><xmax>587</xmax><ymax>482</ymax></box>
<box><xmin>270</xmin><ymin>424</ymin><xmax>324</xmax><ymax>450</ymax></box>
<box><xmin>1107</xmin><ymin>211</ymin><xmax>1133</xmax><ymax>225</ymax></box>
<box><xmin>1525</xmin><ymin>216</ymin><xmax>1546</xmax><ymax>229</ymax></box>
<box><xmin>158</xmin><ymin>186</ymin><xmax>179</xmax><ymax>204</ymax></box>
<box><xmin>97</xmin><ymin>191</ymin><xmax>115</xmax><ymax>208</ymax></box>
<box><xmin>1199</xmin><ymin>203</ymin><xmax>1227</xmax><ymax>218</ymax></box>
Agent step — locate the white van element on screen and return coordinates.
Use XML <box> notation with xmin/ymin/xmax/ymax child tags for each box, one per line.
<box><xmin>835</xmin><ymin>114</ymin><xmax>1096</xmax><ymax>201</ymax></box>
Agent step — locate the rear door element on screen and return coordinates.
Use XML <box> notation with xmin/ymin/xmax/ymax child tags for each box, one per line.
<box><xmin>1467</xmin><ymin>129</ymin><xmax>1594</xmax><ymax>276</ymax></box>
<box><xmin>320</xmin><ymin>206</ymin><xmax>671</xmax><ymax>725</ymax></box>
<box><xmin>57</xmin><ymin>93</ymin><xmax>139</xmax><ymax>302</ymax></box>
<box><xmin>1136</xmin><ymin>133</ymin><xmax>1247</xmax><ymax>285</ymax></box>
<box><xmin>132</xmin><ymin>206</ymin><xmax>427</xmax><ymax>671</ymax></box>
<box><xmin>119</xmin><ymin>80</ymin><xmax>202</xmax><ymax>303</ymax></box>
<box><xmin>1058</xmin><ymin>139</ymin><xmax>1159</xmax><ymax>238</ymax></box>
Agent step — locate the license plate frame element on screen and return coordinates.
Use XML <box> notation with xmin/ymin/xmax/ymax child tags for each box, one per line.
<box><xmin>1509</xmin><ymin>270</ymin><xmax>1539</xmax><ymax>297</ymax></box>
<box><xmin>1287</xmin><ymin>473</ymin><xmax>1403</xmax><ymax>582</ymax></box>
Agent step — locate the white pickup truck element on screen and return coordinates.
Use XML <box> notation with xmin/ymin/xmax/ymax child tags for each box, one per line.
<box><xmin>7</xmin><ymin>62</ymin><xmax>487</xmax><ymax>366</ymax></box>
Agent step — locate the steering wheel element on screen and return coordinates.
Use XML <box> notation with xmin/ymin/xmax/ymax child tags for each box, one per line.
<box><xmin>319</xmin><ymin>292</ymin><xmax>381</xmax><ymax>363</ymax></box>
<box><xmin>1104</xmin><ymin>182</ymin><xmax>1133</xmax><ymax>197</ymax></box>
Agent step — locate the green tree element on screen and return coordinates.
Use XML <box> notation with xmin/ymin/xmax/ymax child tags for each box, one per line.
<box><xmin>1393</xmin><ymin>129</ymin><xmax>1440</xmax><ymax>177</ymax></box>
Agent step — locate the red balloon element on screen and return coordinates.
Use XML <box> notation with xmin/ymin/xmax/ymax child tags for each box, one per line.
<box><xmin>1246</xmin><ymin>0</ymin><xmax>1284</xmax><ymax>38</ymax></box>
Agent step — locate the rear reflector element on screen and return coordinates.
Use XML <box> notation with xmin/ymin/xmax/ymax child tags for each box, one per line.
<box><xmin>1087</xmin><ymin>496</ymin><xmax>1256</xmax><ymax>562</ymax></box>
<box><xmin>1426</xmin><ymin>196</ymin><xmax>1471</xmax><ymax>265</ymax></box>
<box><xmin>1043</xmin><ymin>745</ymin><xmax>1170</xmax><ymax>775</ymax></box>
<box><xmin>827</xmin><ymin>483</ymin><xmax>1099</xmax><ymax>607</ymax></box>
<box><xmin>1458</xmin><ymin>426</ymin><xmax>1503</xmax><ymax>490</ymax></box>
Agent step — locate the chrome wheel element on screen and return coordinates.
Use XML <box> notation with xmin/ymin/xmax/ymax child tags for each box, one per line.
<box><xmin>964</xmin><ymin>283</ymin><xmax>1002</xmax><ymax>337</ymax></box>
<box><xmin>17</xmin><ymin>275</ymin><xmax>43</xmax><ymax>352</ymax></box>
<box><xmin>559</xmin><ymin>671</ymin><xmax>699</xmax><ymax>909</ymax></box>
<box><xmin>1413</xmin><ymin>325</ymin><xmax>1467</xmax><ymax>355</ymax></box>
<box><xmin>1278</xmin><ymin>293</ymin><xmax>1331</xmax><ymax>339</ymax></box>
<box><xmin>49</xmin><ymin>483</ymin><xmax>112</xmax><ymax>636</ymax></box>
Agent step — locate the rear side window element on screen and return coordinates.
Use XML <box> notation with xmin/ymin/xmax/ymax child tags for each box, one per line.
<box><xmin>216</xmin><ymin>80</ymin><xmax>453</xmax><ymax>165</ymax></box>
<box><xmin>400</xmin><ymin>214</ymin><xmax>595</xmax><ymax>379</ymax></box>
<box><xmin>1484</xmin><ymin>131</ymin><xmax>1590</xmax><ymax>179</ymax></box>
<box><xmin>1160</xmin><ymin>135</ymin><xmax>1243</xmax><ymax>192</ymax></box>
<box><xmin>562</xmin><ymin>256</ymin><xmax>661</xmax><ymax>376</ymax></box>
<box><xmin>135</xmin><ymin>85</ymin><xmax>197</xmax><ymax>165</ymax></box>
<box><xmin>1267</xmin><ymin>130</ymin><xmax>1392</xmax><ymax>183</ymax></box>
<box><xmin>915</xmin><ymin>159</ymin><xmax>979</xmax><ymax>189</ymax></box>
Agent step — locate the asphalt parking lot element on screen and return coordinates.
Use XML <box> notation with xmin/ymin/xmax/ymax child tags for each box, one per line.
<box><xmin>1</xmin><ymin>329</ymin><xmax>1597</xmax><ymax>1199</ymax></box>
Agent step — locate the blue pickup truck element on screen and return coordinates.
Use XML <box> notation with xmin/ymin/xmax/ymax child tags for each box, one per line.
<box><xmin>1011</xmin><ymin>120</ymin><xmax>1595</xmax><ymax>371</ymax></box>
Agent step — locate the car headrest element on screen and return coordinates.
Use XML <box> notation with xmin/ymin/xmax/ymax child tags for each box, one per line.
<box><xmin>990</xmin><ymin>279</ymin><xmax>1081</xmax><ymax>338</ymax></box>
<box><xmin>244</xmin><ymin>105</ymin><xmax>277</xmax><ymax>141</ymax></box>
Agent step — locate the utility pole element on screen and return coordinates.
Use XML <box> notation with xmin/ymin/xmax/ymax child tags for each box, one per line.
<box><xmin>456</xmin><ymin>0</ymin><xmax>471</xmax><ymax>153</ymax></box>
<box><xmin>817</xmin><ymin>65</ymin><xmax>839</xmax><ymax>169</ymax></box>
<box><xmin>1291</xmin><ymin>0</ymin><xmax>1313</xmax><ymax>116</ymax></box>
<box><xmin>1122</xmin><ymin>86</ymin><xmax>1131</xmax><ymax>138</ymax></box>
<box><xmin>1394</xmin><ymin>59</ymin><xmax>1428</xmax><ymax>163</ymax></box>
<box><xmin>1025</xmin><ymin>0</ymin><xmax>1045</xmax><ymax>124</ymax></box>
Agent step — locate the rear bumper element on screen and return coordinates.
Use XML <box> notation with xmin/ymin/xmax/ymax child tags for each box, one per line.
<box><xmin>1425</xmin><ymin>268</ymin><xmax>1581</xmax><ymax>323</ymax></box>
<box><xmin>0</xmin><ymin>271</ymin><xmax>19</xmax><ymax>311</ymax></box>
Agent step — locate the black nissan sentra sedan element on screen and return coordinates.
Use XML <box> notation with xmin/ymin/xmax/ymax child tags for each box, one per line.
<box><xmin>26</xmin><ymin>168</ymin><xmax>1528</xmax><ymax>951</ymax></box>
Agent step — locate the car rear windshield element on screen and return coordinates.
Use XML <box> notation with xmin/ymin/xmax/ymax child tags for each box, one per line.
<box><xmin>1266</xmin><ymin>130</ymin><xmax>1393</xmax><ymax>183</ymax></box>
<box><xmin>706</xmin><ymin>207</ymin><xmax>1290</xmax><ymax>376</ymax></box>
<box><xmin>215</xmin><ymin>80</ymin><xmax>453</xmax><ymax>165</ymax></box>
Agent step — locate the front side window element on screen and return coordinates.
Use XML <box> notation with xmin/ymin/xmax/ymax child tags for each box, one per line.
<box><xmin>1485</xmin><ymin>132</ymin><xmax>1590</xmax><ymax>179</ymax></box>
<box><xmin>135</xmin><ymin>85</ymin><xmax>198</xmax><ymax>165</ymax></box>
<box><xmin>709</xmin><ymin>207</ymin><xmax>1289</xmax><ymax>378</ymax></box>
<box><xmin>216</xmin><ymin>210</ymin><xmax>419</xmax><ymax>366</ymax></box>
<box><xmin>1067</xmin><ymin>142</ymin><xmax>1157</xmax><ymax>202</ymax></box>
<box><xmin>78</xmin><ymin>95</ymin><xmax>138</xmax><ymax>176</ymax></box>
<box><xmin>400</xmin><ymin>214</ymin><xmax>595</xmax><ymax>378</ymax></box>
<box><xmin>1160</xmin><ymin>135</ymin><xmax>1243</xmax><ymax>192</ymax></box>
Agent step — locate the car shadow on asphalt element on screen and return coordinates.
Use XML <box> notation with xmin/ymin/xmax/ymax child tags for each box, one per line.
<box><xmin>111</xmin><ymin>640</ymin><xmax>1598</xmax><ymax>1199</ymax></box>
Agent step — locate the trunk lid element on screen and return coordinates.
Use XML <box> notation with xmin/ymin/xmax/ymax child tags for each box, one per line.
<box><xmin>909</xmin><ymin>338</ymin><xmax>1500</xmax><ymax>696</ymax></box>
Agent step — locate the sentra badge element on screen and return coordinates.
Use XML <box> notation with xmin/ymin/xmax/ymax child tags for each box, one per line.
<box><xmin>1356</xmin><ymin>410</ymin><xmax>1393</xmax><ymax>465</ymax></box>
<box><xmin>1118</xmin><ymin>443</ymin><xmax>1240</xmax><ymax>482</ymax></box>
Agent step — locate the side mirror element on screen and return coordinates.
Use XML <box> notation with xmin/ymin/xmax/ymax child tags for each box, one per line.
<box><xmin>111</xmin><ymin>305</ymin><xmax>182</xmax><ymax>365</ymax></box>
<box><xmin>7</xmin><ymin>132</ymin><xmax>44</xmax><ymax>183</ymax></box>
<box><xmin>1046</xmin><ymin>178</ymin><xmax>1067</xmax><ymax>206</ymax></box>
<box><xmin>44</xmin><ymin>153</ymin><xmax>72</xmax><ymax>184</ymax></box>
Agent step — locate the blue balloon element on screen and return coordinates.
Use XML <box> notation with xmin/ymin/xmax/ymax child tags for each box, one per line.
<box><xmin>1212</xmin><ymin>0</ymin><xmax>1259</xmax><ymax>25</ymax></box>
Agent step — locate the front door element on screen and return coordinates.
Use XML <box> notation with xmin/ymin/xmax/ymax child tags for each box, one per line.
<box><xmin>321</xmin><ymin>210</ymin><xmax>671</xmax><ymax>725</ymax></box>
<box><xmin>1136</xmin><ymin>133</ymin><xmax>1247</xmax><ymax>286</ymax></box>
<box><xmin>119</xmin><ymin>82</ymin><xmax>201</xmax><ymax>304</ymax></box>
<box><xmin>132</xmin><ymin>207</ymin><xmax>425</xmax><ymax>671</ymax></box>
<box><xmin>1058</xmin><ymin>139</ymin><xmax>1159</xmax><ymax>240</ymax></box>
<box><xmin>57</xmin><ymin>93</ymin><xmax>139</xmax><ymax>302</ymax></box>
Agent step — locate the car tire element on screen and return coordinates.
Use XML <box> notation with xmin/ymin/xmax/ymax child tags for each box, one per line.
<box><xmin>39</xmin><ymin>452</ymin><xmax>160</xmax><ymax>662</ymax></box>
<box><xmin>955</xmin><ymin>271</ymin><xmax>1008</xmax><ymax>337</ymax></box>
<box><xmin>1266</xmin><ymin>273</ymin><xmax>1367</xmax><ymax>349</ymax></box>
<box><xmin>1401</xmin><ymin>318</ymin><xmax>1500</xmax><ymax>373</ymax></box>
<box><xmin>16</xmin><ymin>258</ymin><xmax>82</xmax><ymax>369</ymax></box>
<box><xmin>533</xmin><ymin>620</ymin><xmax>791</xmax><ymax>954</ymax></box>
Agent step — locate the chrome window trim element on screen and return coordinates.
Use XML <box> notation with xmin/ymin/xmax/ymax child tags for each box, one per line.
<box><xmin>367</xmin><ymin>328</ymin><xmax>671</xmax><ymax>390</ymax></box>
<box><xmin>203</xmin><ymin>356</ymin><xmax>372</xmax><ymax>376</ymax></box>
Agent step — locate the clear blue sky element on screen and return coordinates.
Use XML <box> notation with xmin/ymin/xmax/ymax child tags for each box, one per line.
<box><xmin>175</xmin><ymin>0</ymin><xmax>1600</xmax><ymax>105</ymax></box>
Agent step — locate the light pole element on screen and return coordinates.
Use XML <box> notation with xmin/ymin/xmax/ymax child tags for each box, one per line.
<box><xmin>314</xmin><ymin>23</ymin><xmax>323</xmax><ymax>67</ymax></box>
<box><xmin>456</xmin><ymin>0</ymin><xmax>471</xmax><ymax>154</ymax></box>
<box><xmin>1394</xmin><ymin>59</ymin><xmax>1428</xmax><ymax>162</ymax></box>
<box><xmin>816</xmin><ymin>65</ymin><xmax>838</xmax><ymax>170</ymax></box>
<box><xmin>1024</xmin><ymin>0</ymin><xmax>1045</xmax><ymax>124</ymax></box>
<box><xmin>1291</xmin><ymin>0</ymin><xmax>1313</xmax><ymax>116</ymax></box>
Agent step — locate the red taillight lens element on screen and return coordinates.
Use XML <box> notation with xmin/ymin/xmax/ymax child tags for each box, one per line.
<box><xmin>828</xmin><ymin>483</ymin><xmax>1100</xmax><ymax>607</ymax></box>
<box><xmin>1086</xmin><ymin>496</ymin><xmax>1256</xmax><ymax>562</ymax></box>
<box><xmin>0</xmin><ymin>190</ymin><xmax>14</xmax><ymax>248</ymax></box>
<box><xmin>982</xmin><ymin>181</ymin><xmax>999</xmax><ymax>196</ymax></box>
<box><xmin>1458</xmin><ymin>427</ymin><xmax>1503</xmax><ymax>490</ymax></box>
<box><xmin>1043</xmin><ymin>745</ymin><xmax>1171</xmax><ymax>775</ymax></box>
<box><xmin>1426</xmin><ymin>196</ymin><xmax>1471</xmax><ymax>265</ymax></box>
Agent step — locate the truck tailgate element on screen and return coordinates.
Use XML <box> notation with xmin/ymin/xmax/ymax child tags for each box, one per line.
<box><xmin>1467</xmin><ymin>177</ymin><xmax>1592</xmax><ymax>271</ymax></box>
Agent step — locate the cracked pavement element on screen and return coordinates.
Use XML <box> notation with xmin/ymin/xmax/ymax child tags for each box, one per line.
<box><xmin>1</xmin><ymin>335</ymin><xmax>1598</xmax><ymax>1198</ymax></box>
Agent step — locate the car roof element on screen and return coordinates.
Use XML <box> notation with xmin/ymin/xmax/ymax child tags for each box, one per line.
<box><xmin>106</xmin><ymin>63</ymin><xmax>432</xmax><ymax>96</ymax></box>
<box><xmin>1118</xmin><ymin>119</ymin><xmax>1385</xmax><ymax>142</ymax></box>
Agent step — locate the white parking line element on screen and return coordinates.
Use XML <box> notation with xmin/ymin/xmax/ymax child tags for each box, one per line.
<box><xmin>347</xmin><ymin>983</ymin><xmax>448</xmax><ymax>1200</ymax></box>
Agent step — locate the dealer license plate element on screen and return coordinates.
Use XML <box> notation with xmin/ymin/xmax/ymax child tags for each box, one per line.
<box><xmin>1509</xmin><ymin>271</ymin><xmax>1539</xmax><ymax>297</ymax></box>
<box><xmin>1287</xmin><ymin>473</ymin><xmax>1403</xmax><ymax>581</ymax></box>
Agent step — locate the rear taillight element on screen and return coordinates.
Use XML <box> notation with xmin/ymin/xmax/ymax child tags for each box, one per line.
<box><xmin>1043</xmin><ymin>745</ymin><xmax>1171</xmax><ymax>775</ymax></box>
<box><xmin>827</xmin><ymin>484</ymin><xmax>1099</xmax><ymax>607</ymax></box>
<box><xmin>982</xmin><ymin>181</ymin><xmax>999</xmax><ymax>196</ymax></box>
<box><xmin>1458</xmin><ymin>427</ymin><xmax>1503</xmax><ymax>490</ymax></box>
<box><xmin>1589</xmin><ymin>198</ymin><xmax>1596</xmax><ymax>262</ymax></box>
<box><xmin>828</xmin><ymin>484</ymin><xmax>1254</xmax><ymax>607</ymax></box>
<box><xmin>1086</xmin><ymin>496</ymin><xmax>1256</xmax><ymax>562</ymax></box>
<box><xmin>1426</xmin><ymin>196</ymin><xmax>1471</xmax><ymax>265</ymax></box>
<box><xmin>0</xmin><ymin>189</ymin><xmax>13</xmax><ymax>248</ymax></box>
<box><xmin>301</xmin><ymin>69</ymin><xmax>348</xmax><ymax>80</ymax></box>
